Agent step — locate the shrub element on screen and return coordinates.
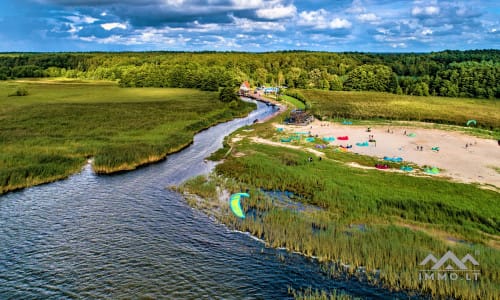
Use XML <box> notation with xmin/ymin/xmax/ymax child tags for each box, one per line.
<box><xmin>8</xmin><ymin>87</ymin><xmax>29</xmax><ymax>97</ymax></box>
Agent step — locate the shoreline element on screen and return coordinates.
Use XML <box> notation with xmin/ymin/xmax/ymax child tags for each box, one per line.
<box><xmin>179</xmin><ymin>112</ymin><xmax>499</xmax><ymax>300</ymax></box>
<box><xmin>0</xmin><ymin>102</ymin><xmax>256</xmax><ymax>195</ymax></box>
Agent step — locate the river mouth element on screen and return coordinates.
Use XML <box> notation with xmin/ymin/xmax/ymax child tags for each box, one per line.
<box><xmin>0</xmin><ymin>100</ymin><xmax>404</xmax><ymax>299</ymax></box>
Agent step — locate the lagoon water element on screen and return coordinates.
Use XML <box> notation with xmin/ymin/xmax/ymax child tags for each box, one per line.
<box><xmin>0</xmin><ymin>101</ymin><xmax>400</xmax><ymax>299</ymax></box>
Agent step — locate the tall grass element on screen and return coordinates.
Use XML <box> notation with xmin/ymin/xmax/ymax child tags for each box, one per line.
<box><xmin>182</xmin><ymin>142</ymin><xmax>500</xmax><ymax>299</ymax></box>
<box><xmin>0</xmin><ymin>79</ymin><xmax>255</xmax><ymax>193</ymax></box>
<box><xmin>296</xmin><ymin>90</ymin><xmax>500</xmax><ymax>132</ymax></box>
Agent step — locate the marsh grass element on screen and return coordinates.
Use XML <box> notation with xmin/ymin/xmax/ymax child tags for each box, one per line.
<box><xmin>279</xmin><ymin>94</ymin><xmax>306</xmax><ymax>110</ymax></box>
<box><xmin>288</xmin><ymin>287</ymin><xmax>358</xmax><ymax>300</ymax></box>
<box><xmin>297</xmin><ymin>90</ymin><xmax>500</xmax><ymax>134</ymax></box>
<box><xmin>182</xmin><ymin>141</ymin><xmax>500</xmax><ymax>299</ymax></box>
<box><xmin>0</xmin><ymin>79</ymin><xmax>254</xmax><ymax>193</ymax></box>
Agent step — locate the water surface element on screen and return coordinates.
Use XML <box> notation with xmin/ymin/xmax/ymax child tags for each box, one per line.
<box><xmin>1</xmin><ymin>101</ymin><xmax>401</xmax><ymax>299</ymax></box>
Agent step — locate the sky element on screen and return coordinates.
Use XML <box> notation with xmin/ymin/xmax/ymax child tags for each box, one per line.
<box><xmin>0</xmin><ymin>0</ymin><xmax>498</xmax><ymax>52</ymax></box>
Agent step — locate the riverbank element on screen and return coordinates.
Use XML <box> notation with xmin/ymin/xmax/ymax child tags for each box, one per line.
<box><xmin>0</xmin><ymin>79</ymin><xmax>255</xmax><ymax>194</ymax></box>
<box><xmin>180</xmin><ymin>115</ymin><xmax>500</xmax><ymax>299</ymax></box>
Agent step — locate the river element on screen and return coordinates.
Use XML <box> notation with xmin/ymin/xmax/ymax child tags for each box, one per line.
<box><xmin>0</xmin><ymin>100</ymin><xmax>402</xmax><ymax>299</ymax></box>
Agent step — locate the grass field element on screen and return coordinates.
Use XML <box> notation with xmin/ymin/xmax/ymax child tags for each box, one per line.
<box><xmin>180</xmin><ymin>120</ymin><xmax>500</xmax><ymax>299</ymax></box>
<box><xmin>279</xmin><ymin>94</ymin><xmax>306</xmax><ymax>110</ymax></box>
<box><xmin>296</xmin><ymin>90</ymin><xmax>500</xmax><ymax>133</ymax></box>
<box><xmin>0</xmin><ymin>79</ymin><xmax>255</xmax><ymax>194</ymax></box>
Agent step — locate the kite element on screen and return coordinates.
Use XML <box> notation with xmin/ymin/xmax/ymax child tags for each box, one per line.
<box><xmin>229</xmin><ymin>192</ymin><xmax>249</xmax><ymax>219</ymax></box>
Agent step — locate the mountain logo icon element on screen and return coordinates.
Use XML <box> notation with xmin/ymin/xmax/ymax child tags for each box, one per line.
<box><xmin>420</xmin><ymin>251</ymin><xmax>479</xmax><ymax>270</ymax></box>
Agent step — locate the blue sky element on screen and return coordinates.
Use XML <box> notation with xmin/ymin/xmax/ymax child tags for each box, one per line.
<box><xmin>0</xmin><ymin>0</ymin><xmax>498</xmax><ymax>52</ymax></box>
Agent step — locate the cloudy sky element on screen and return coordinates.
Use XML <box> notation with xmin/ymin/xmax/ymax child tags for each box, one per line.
<box><xmin>0</xmin><ymin>0</ymin><xmax>498</xmax><ymax>52</ymax></box>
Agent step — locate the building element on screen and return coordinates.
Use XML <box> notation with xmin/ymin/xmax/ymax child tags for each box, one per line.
<box><xmin>239</xmin><ymin>81</ymin><xmax>250</xmax><ymax>96</ymax></box>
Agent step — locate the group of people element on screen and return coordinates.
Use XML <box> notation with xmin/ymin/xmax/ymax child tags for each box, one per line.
<box><xmin>308</xmin><ymin>156</ymin><xmax>321</xmax><ymax>162</ymax></box>
<box><xmin>416</xmin><ymin>145</ymin><xmax>424</xmax><ymax>151</ymax></box>
<box><xmin>465</xmin><ymin>142</ymin><xmax>476</xmax><ymax>149</ymax></box>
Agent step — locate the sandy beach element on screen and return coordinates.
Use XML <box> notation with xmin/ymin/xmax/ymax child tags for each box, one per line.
<box><xmin>274</xmin><ymin>120</ymin><xmax>500</xmax><ymax>188</ymax></box>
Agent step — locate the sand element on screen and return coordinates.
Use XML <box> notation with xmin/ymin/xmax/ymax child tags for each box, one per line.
<box><xmin>274</xmin><ymin>120</ymin><xmax>500</xmax><ymax>188</ymax></box>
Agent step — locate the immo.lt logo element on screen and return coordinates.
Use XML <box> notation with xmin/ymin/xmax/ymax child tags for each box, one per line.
<box><xmin>419</xmin><ymin>251</ymin><xmax>480</xmax><ymax>281</ymax></box>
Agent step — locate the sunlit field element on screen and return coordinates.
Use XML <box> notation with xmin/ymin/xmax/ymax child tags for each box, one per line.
<box><xmin>0</xmin><ymin>79</ymin><xmax>254</xmax><ymax>194</ymax></box>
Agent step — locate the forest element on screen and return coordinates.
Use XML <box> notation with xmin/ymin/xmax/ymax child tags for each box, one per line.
<box><xmin>0</xmin><ymin>50</ymin><xmax>499</xmax><ymax>99</ymax></box>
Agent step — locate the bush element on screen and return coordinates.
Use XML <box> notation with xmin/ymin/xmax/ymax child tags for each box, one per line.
<box><xmin>219</xmin><ymin>87</ymin><xmax>238</xmax><ymax>102</ymax></box>
<box><xmin>8</xmin><ymin>87</ymin><xmax>29</xmax><ymax>97</ymax></box>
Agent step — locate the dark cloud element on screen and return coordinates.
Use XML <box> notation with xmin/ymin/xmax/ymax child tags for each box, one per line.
<box><xmin>0</xmin><ymin>0</ymin><xmax>497</xmax><ymax>52</ymax></box>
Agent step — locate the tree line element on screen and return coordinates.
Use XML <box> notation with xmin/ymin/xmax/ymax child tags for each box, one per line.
<box><xmin>0</xmin><ymin>50</ymin><xmax>498</xmax><ymax>98</ymax></box>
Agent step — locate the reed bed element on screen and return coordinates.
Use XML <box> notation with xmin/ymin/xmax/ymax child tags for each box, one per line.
<box><xmin>182</xmin><ymin>142</ymin><xmax>500</xmax><ymax>299</ymax></box>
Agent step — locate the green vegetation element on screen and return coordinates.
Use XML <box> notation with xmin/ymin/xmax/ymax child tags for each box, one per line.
<box><xmin>181</xmin><ymin>138</ymin><xmax>500</xmax><ymax>299</ymax></box>
<box><xmin>288</xmin><ymin>287</ymin><xmax>358</xmax><ymax>300</ymax></box>
<box><xmin>8</xmin><ymin>86</ymin><xmax>29</xmax><ymax>97</ymax></box>
<box><xmin>297</xmin><ymin>89</ymin><xmax>500</xmax><ymax>131</ymax></box>
<box><xmin>0</xmin><ymin>79</ymin><xmax>254</xmax><ymax>194</ymax></box>
<box><xmin>279</xmin><ymin>94</ymin><xmax>306</xmax><ymax>110</ymax></box>
<box><xmin>219</xmin><ymin>86</ymin><xmax>238</xmax><ymax>103</ymax></box>
<box><xmin>1</xmin><ymin>50</ymin><xmax>498</xmax><ymax>99</ymax></box>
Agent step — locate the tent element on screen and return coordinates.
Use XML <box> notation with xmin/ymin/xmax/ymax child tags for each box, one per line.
<box><xmin>400</xmin><ymin>166</ymin><xmax>413</xmax><ymax>172</ymax></box>
<box><xmin>466</xmin><ymin>120</ymin><xmax>477</xmax><ymax>127</ymax></box>
<box><xmin>424</xmin><ymin>167</ymin><xmax>440</xmax><ymax>174</ymax></box>
<box><xmin>383</xmin><ymin>156</ymin><xmax>403</xmax><ymax>163</ymax></box>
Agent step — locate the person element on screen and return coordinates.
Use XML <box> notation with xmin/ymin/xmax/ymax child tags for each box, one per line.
<box><xmin>319</xmin><ymin>157</ymin><xmax>322</xmax><ymax>161</ymax></box>
<box><xmin>404</xmin><ymin>130</ymin><xmax>406</xmax><ymax>135</ymax></box>
<box><xmin>465</xmin><ymin>143</ymin><xmax>468</xmax><ymax>149</ymax></box>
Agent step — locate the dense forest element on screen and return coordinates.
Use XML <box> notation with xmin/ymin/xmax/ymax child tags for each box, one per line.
<box><xmin>0</xmin><ymin>50</ymin><xmax>499</xmax><ymax>99</ymax></box>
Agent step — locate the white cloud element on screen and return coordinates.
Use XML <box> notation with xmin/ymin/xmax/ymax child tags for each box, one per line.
<box><xmin>357</xmin><ymin>13</ymin><xmax>379</xmax><ymax>22</ymax></box>
<box><xmin>347</xmin><ymin>0</ymin><xmax>366</xmax><ymax>14</ymax></box>
<box><xmin>298</xmin><ymin>9</ymin><xmax>328</xmax><ymax>27</ymax></box>
<box><xmin>165</xmin><ymin>0</ymin><xmax>185</xmax><ymax>6</ymax></box>
<box><xmin>412</xmin><ymin>6</ymin><xmax>440</xmax><ymax>16</ymax></box>
<box><xmin>65</xmin><ymin>15</ymin><xmax>98</xmax><ymax>24</ymax></box>
<box><xmin>390</xmin><ymin>43</ymin><xmax>407</xmax><ymax>48</ymax></box>
<box><xmin>329</xmin><ymin>18</ymin><xmax>351</xmax><ymax>29</ymax></box>
<box><xmin>231</xmin><ymin>16</ymin><xmax>285</xmax><ymax>32</ymax></box>
<box><xmin>231</xmin><ymin>0</ymin><xmax>264</xmax><ymax>10</ymax></box>
<box><xmin>298</xmin><ymin>10</ymin><xmax>351</xmax><ymax>30</ymax></box>
<box><xmin>256</xmin><ymin>4</ymin><xmax>296</xmax><ymax>19</ymax></box>
<box><xmin>422</xmin><ymin>28</ymin><xmax>433</xmax><ymax>35</ymax></box>
<box><xmin>101</xmin><ymin>22</ymin><xmax>127</xmax><ymax>31</ymax></box>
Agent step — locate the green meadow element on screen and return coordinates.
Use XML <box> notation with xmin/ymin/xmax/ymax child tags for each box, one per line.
<box><xmin>0</xmin><ymin>79</ymin><xmax>254</xmax><ymax>194</ymax></box>
<box><xmin>297</xmin><ymin>90</ymin><xmax>500</xmax><ymax>133</ymax></box>
<box><xmin>180</xmin><ymin>119</ymin><xmax>500</xmax><ymax>299</ymax></box>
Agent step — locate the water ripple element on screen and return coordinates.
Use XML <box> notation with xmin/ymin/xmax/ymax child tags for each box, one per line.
<box><xmin>0</xmin><ymin>102</ymin><xmax>403</xmax><ymax>299</ymax></box>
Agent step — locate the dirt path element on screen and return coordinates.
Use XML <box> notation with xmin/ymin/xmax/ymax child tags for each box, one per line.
<box><xmin>274</xmin><ymin>120</ymin><xmax>500</xmax><ymax>188</ymax></box>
